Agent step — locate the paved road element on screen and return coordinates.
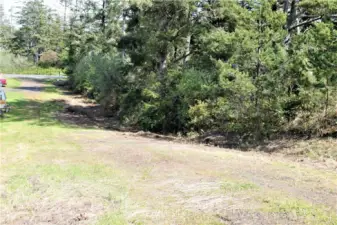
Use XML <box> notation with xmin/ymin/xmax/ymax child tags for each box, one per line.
<box><xmin>3</xmin><ymin>74</ymin><xmax>66</xmax><ymax>80</ymax></box>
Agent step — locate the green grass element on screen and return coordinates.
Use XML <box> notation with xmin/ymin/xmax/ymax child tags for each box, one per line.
<box><xmin>262</xmin><ymin>195</ymin><xmax>337</xmax><ymax>225</ymax></box>
<box><xmin>5</xmin><ymin>91</ymin><xmax>25</xmax><ymax>101</ymax></box>
<box><xmin>0</xmin><ymin>89</ymin><xmax>128</xmax><ymax>220</ymax></box>
<box><xmin>2</xmin><ymin>80</ymin><xmax>66</xmax><ymax>126</ymax></box>
<box><xmin>6</xmin><ymin>78</ymin><xmax>21</xmax><ymax>88</ymax></box>
<box><xmin>6</xmin><ymin>163</ymin><xmax>120</xmax><ymax>184</ymax></box>
<box><xmin>4</xmin><ymin>163</ymin><xmax>126</xmax><ymax>195</ymax></box>
<box><xmin>1</xmin><ymin>66</ymin><xmax>64</xmax><ymax>75</ymax></box>
<box><xmin>220</xmin><ymin>180</ymin><xmax>259</xmax><ymax>192</ymax></box>
<box><xmin>4</xmin><ymin>98</ymin><xmax>64</xmax><ymax>126</ymax></box>
<box><xmin>0</xmin><ymin>86</ymin><xmax>130</xmax><ymax>223</ymax></box>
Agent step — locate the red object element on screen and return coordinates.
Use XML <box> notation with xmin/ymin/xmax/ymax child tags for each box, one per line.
<box><xmin>0</xmin><ymin>73</ymin><xmax>6</xmax><ymax>87</ymax></box>
<box><xmin>0</xmin><ymin>78</ymin><xmax>6</xmax><ymax>87</ymax></box>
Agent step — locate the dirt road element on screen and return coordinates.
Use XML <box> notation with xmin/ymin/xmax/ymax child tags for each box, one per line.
<box><xmin>1</xmin><ymin>79</ymin><xmax>336</xmax><ymax>225</ymax></box>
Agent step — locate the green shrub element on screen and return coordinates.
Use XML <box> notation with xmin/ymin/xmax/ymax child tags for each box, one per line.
<box><xmin>0</xmin><ymin>51</ymin><xmax>33</xmax><ymax>72</ymax></box>
<box><xmin>39</xmin><ymin>50</ymin><xmax>60</xmax><ymax>68</ymax></box>
<box><xmin>72</xmin><ymin>52</ymin><xmax>130</xmax><ymax>113</ymax></box>
<box><xmin>0</xmin><ymin>52</ymin><xmax>63</xmax><ymax>75</ymax></box>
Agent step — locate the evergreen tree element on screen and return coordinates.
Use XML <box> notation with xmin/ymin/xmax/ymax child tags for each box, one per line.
<box><xmin>27</xmin><ymin>0</ymin><xmax>336</xmax><ymax>138</ymax></box>
<box><xmin>9</xmin><ymin>0</ymin><xmax>63</xmax><ymax>63</ymax></box>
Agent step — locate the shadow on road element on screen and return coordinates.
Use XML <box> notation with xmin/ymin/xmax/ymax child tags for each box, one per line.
<box><xmin>5</xmin><ymin>96</ymin><xmax>330</xmax><ymax>156</ymax></box>
<box><xmin>1</xmin><ymin>96</ymin><xmax>294</xmax><ymax>153</ymax></box>
<box><xmin>12</xmin><ymin>85</ymin><xmax>60</xmax><ymax>93</ymax></box>
<box><xmin>6</xmin><ymin>78</ymin><xmax>332</xmax><ymax>155</ymax></box>
<box><xmin>1</xmin><ymin>98</ymin><xmax>65</xmax><ymax>127</ymax></box>
<box><xmin>14</xmin><ymin>78</ymin><xmax>64</xmax><ymax>92</ymax></box>
<box><xmin>1</xmin><ymin>97</ymin><xmax>122</xmax><ymax>131</ymax></box>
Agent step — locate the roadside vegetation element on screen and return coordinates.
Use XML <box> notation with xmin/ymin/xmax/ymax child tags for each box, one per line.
<box><xmin>1</xmin><ymin>0</ymin><xmax>336</xmax><ymax>142</ymax></box>
<box><xmin>64</xmin><ymin>0</ymin><xmax>336</xmax><ymax>142</ymax></box>
<box><xmin>0</xmin><ymin>52</ymin><xmax>63</xmax><ymax>75</ymax></box>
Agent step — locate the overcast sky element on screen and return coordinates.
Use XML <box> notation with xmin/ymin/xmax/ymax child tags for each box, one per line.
<box><xmin>2</xmin><ymin>0</ymin><xmax>63</xmax><ymax>21</ymax></box>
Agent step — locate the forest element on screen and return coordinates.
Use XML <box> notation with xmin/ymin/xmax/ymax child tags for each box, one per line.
<box><xmin>1</xmin><ymin>0</ymin><xmax>336</xmax><ymax>141</ymax></box>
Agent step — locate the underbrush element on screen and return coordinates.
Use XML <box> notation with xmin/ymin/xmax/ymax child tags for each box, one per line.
<box><xmin>0</xmin><ymin>52</ymin><xmax>63</xmax><ymax>75</ymax></box>
<box><xmin>1</xmin><ymin>66</ymin><xmax>64</xmax><ymax>75</ymax></box>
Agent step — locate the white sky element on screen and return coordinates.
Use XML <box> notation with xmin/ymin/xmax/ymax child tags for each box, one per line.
<box><xmin>2</xmin><ymin>0</ymin><xmax>63</xmax><ymax>21</ymax></box>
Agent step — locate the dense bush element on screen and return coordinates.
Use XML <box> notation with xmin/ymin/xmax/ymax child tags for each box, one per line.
<box><xmin>72</xmin><ymin>53</ymin><xmax>129</xmax><ymax>114</ymax></box>
<box><xmin>0</xmin><ymin>52</ymin><xmax>33</xmax><ymax>71</ymax></box>
<box><xmin>0</xmin><ymin>52</ymin><xmax>63</xmax><ymax>75</ymax></box>
<box><xmin>39</xmin><ymin>50</ymin><xmax>60</xmax><ymax>68</ymax></box>
<box><xmin>64</xmin><ymin>0</ymin><xmax>337</xmax><ymax>140</ymax></box>
<box><xmin>5</xmin><ymin>0</ymin><xmax>335</xmax><ymax>139</ymax></box>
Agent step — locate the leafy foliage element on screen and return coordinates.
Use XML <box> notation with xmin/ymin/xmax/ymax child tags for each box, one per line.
<box><xmin>39</xmin><ymin>50</ymin><xmax>60</xmax><ymax>67</ymax></box>
<box><xmin>4</xmin><ymin>0</ymin><xmax>337</xmax><ymax>140</ymax></box>
<box><xmin>8</xmin><ymin>0</ymin><xmax>63</xmax><ymax>63</ymax></box>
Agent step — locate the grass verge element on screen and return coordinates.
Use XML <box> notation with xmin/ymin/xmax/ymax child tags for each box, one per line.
<box><xmin>261</xmin><ymin>194</ymin><xmax>337</xmax><ymax>225</ymax></box>
<box><xmin>1</xmin><ymin>67</ymin><xmax>64</xmax><ymax>75</ymax></box>
<box><xmin>5</xmin><ymin>78</ymin><xmax>21</xmax><ymax>88</ymax></box>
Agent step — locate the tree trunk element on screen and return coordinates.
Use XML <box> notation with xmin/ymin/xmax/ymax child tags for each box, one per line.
<box><xmin>254</xmin><ymin>7</ymin><xmax>263</xmax><ymax>140</ymax></box>
<box><xmin>183</xmin><ymin>34</ymin><xmax>191</xmax><ymax>66</ymax></box>
<box><xmin>64</xmin><ymin>1</ymin><xmax>67</xmax><ymax>31</ymax></box>
<box><xmin>101</xmin><ymin>0</ymin><xmax>106</xmax><ymax>33</ymax></box>
<box><xmin>34</xmin><ymin>52</ymin><xmax>39</xmax><ymax>64</ymax></box>
<box><xmin>122</xmin><ymin>1</ymin><xmax>126</xmax><ymax>60</ymax></box>
<box><xmin>287</xmin><ymin>0</ymin><xmax>297</xmax><ymax>30</ymax></box>
<box><xmin>183</xmin><ymin>6</ymin><xmax>192</xmax><ymax>66</ymax></box>
<box><xmin>325</xmin><ymin>79</ymin><xmax>329</xmax><ymax>117</ymax></box>
<box><xmin>283</xmin><ymin>0</ymin><xmax>289</xmax><ymax>13</ymax></box>
<box><xmin>159</xmin><ymin>51</ymin><xmax>168</xmax><ymax>81</ymax></box>
<box><xmin>158</xmin><ymin>19</ymin><xmax>169</xmax><ymax>81</ymax></box>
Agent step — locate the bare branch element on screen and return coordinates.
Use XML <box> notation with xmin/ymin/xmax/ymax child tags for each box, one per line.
<box><xmin>288</xmin><ymin>16</ymin><xmax>322</xmax><ymax>32</ymax></box>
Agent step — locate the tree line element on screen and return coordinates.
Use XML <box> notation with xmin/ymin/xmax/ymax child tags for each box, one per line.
<box><xmin>1</xmin><ymin>0</ymin><xmax>336</xmax><ymax>140</ymax></box>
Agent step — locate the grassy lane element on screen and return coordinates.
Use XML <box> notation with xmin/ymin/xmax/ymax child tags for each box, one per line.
<box><xmin>0</xmin><ymin>80</ymin><xmax>336</xmax><ymax>225</ymax></box>
<box><xmin>0</xmin><ymin>80</ymin><xmax>130</xmax><ymax>224</ymax></box>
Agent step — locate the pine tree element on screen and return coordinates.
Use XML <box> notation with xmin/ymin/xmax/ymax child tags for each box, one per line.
<box><xmin>60</xmin><ymin>0</ymin><xmax>336</xmax><ymax>137</ymax></box>
<box><xmin>10</xmin><ymin>0</ymin><xmax>63</xmax><ymax>63</ymax></box>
